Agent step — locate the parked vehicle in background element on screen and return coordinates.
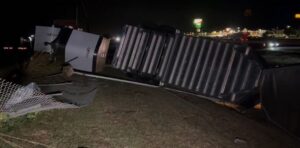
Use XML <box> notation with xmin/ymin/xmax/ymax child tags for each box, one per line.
<box><xmin>0</xmin><ymin>35</ymin><xmax>33</xmax><ymax>83</ymax></box>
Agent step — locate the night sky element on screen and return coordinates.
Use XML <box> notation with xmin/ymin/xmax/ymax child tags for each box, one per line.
<box><xmin>1</xmin><ymin>0</ymin><xmax>299</xmax><ymax>38</ymax></box>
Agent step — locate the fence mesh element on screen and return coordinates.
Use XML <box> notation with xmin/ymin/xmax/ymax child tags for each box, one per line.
<box><xmin>0</xmin><ymin>78</ymin><xmax>77</xmax><ymax>118</ymax></box>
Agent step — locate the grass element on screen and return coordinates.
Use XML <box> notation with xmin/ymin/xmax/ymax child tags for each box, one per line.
<box><xmin>0</xmin><ymin>53</ymin><xmax>300</xmax><ymax>147</ymax></box>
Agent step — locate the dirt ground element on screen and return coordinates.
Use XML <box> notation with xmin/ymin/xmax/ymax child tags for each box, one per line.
<box><xmin>1</xmin><ymin>54</ymin><xmax>300</xmax><ymax>148</ymax></box>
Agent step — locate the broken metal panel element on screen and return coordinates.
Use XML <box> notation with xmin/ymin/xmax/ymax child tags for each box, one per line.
<box><xmin>168</xmin><ymin>35</ymin><xmax>188</xmax><ymax>84</ymax></box>
<box><xmin>140</xmin><ymin>32</ymin><xmax>172</xmax><ymax>76</ymax></box>
<box><xmin>34</xmin><ymin>26</ymin><xmax>61</xmax><ymax>53</ymax></box>
<box><xmin>229</xmin><ymin>54</ymin><xmax>245</xmax><ymax>93</ymax></box>
<box><xmin>95</xmin><ymin>37</ymin><xmax>111</xmax><ymax>73</ymax></box>
<box><xmin>65</xmin><ymin>30</ymin><xmax>100</xmax><ymax>72</ymax></box>
<box><xmin>148</xmin><ymin>34</ymin><xmax>165</xmax><ymax>75</ymax></box>
<box><xmin>113</xmin><ymin>25</ymin><xmax>133</xmax><ymax>69</ymax></box>
<box><xmin>175</xmin><ymin>37</ymin><xmax>194</xmax><ymax>86</ymax></box>
<box><xmin>157</xmin><ymin>36</ymin><xmax>174</xmax><ymax>78</ymax></box>
<box><xmin>160</xmin><ymin>36</ymin><xmax>262</xmax><ymax>102</ymax></box>
<box><xmin>195</xmin><ymin>40</ymin><xmax>216</xmax><ymax>93</ymax></box>
<box><xmin>219</xmin><ymin>47</ymin><xmax>237</xmax><ymax>96</ymax></box>
<box><xmin>240</xmin><ymin>61</ymin><xmax>253</xmax><ymax>90</ymax></box>
<box><xmin>132</xmin><ymin>31</ymin><xmax>150</xmax><ymax>71</ymax></box>
<box><xmin>203</xmin><ymin>42</ymin><xmax>223</xmax><ymax>95</ymax></box>
<box><xmin>141</xmin><ymin>33</ymin><xmax>158</xmax><ymax>74</ymax></box>
<box><xmin>113</xmin><ymin>25</ymin><xmax>179</xmax><ymax>78</ymax></box>
<box><xmin>127</xmin><ymin>28</ymin><xmax>144</xmax><ymax>71</ymax></box>
<box><xmin>160</xmin><ymin>34</ymin><xmax>182</xmax><ymax>81</ymax></box>
<box><xmin>121</xmin><ymin>26</ymin><xmax>139</xmax><ymax>71</ymax></box>
<box><xmin>113</xmin><ymin>25</ymin><xmax>130</xmax><ymax>68</ymax></box>
<box><xmin>112</xmin><ymin>25</ymin><xmax>263</xmax><ymax>105</ymax></box>
<box><xmin>181</xmin><ymin>38</ymin><xmax>200</xmax><ymax>88</ymax></box>
<box><xmin>187</xmin><ymin>39</ymin><xmax>208</xmax><ymax>90</ymax></box>
<box><xmin>209</xmin><ymin>43</ymin><xmax>232</xmax><ymax>96</ymax></box>
<box><xmin>34</xmin><ymin>26</ymin><xmax>108</xmax><ymax>73</ymax></box>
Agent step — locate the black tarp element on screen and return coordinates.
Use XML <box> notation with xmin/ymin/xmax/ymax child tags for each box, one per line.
<box><xmin>261</xmin><ymin>65</ymin><xmax>300</xmax><ymax>137</ymax></box>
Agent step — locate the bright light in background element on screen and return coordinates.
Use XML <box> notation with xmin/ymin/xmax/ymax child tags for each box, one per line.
<box><xmin>268</xmin><ymin>42</ymin><xmax>275</xmax><ymax>47</ymax></box>
<box><xmin>267</xmin><ymin>42</ymin><xmax>279</xmax><ymax>51</ymax></box>
<box><xmin>114</xmin><ymin>36</ymin><xmax>121</xmax><ymax>42</ymax></box>
<box><xmin>3</xmin><ymin>47</ymin><xmax>14</xmax><ymax>50</ymax></box>
<box><xmin>193</xmin><ymin>18</ymin><xmax>203</xmax><ymax>33</ymax></box>
<box><xmin>267</xmin><ymin>42</ymin><xmax>279</xmax><ymax>48</ymax></box>
<box><xmin>28</xmin><ymin>37</ymin><xmax>33</xmax><ymax>42</ymax></box>
<box><xmin>193</xmin><ymin>18</ymin><xmax>203</xmax><ymax>28</ymax></box>
<box><xmin>28</xmin><ymin>34</ymin><xmax>34</xmax><ymax>42</ymax></box>
<box><xmin>295</xmin><ymin>13</ymin><xmax>300</xmax><ymax>19</ymax></box>
<box><xmin>225</xmin><ymin>27</ymin><xmax>233</xmax><ymax>32</ymax></box>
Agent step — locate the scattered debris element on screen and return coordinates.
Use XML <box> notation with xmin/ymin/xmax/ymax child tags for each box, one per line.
<box><xmin>234</xmin><ymin>137</ymin><xmax>247</xmax><ymax>144</ymax></box>
<box><xmin>5</xmin><ymin>82</ymin><xmax>40</xmax><ymax>109</ymax></box>
<box><xmin>62</xmin><ymin>63</ymin><xmax>74</xmax><ymax>80</ymax></box>
<box><xmin>38</xmin><ymin>74</ymin><xmax>98</xmax><ymax>107</ymax></box>
<box><xmin>0</xmin><ymin>78</ymin><xmax>77</xmax><ymax>118</ymax></box>
<box><xmin>0</xmin><ymin>132</ymin><xmax>50</xmax><ymax>147</ymax></box>
<box><xmin>254</xmin><ymin>103</ymin><xmax>262</xmax><ymax>110</ymax></box>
